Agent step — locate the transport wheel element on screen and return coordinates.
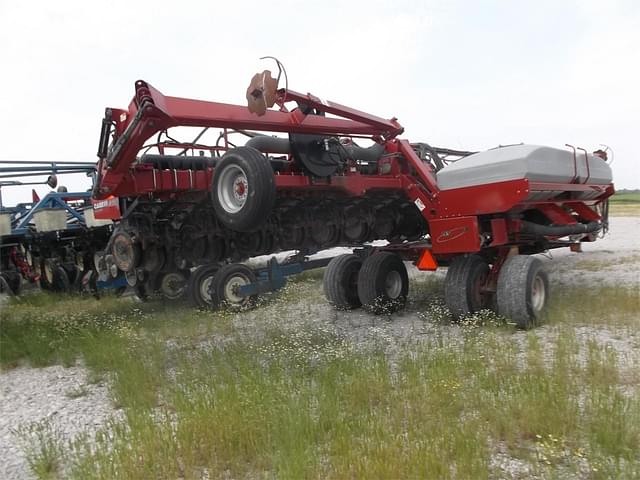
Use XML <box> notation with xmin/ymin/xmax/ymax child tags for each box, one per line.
<box><xmin>496</xmin><ymin>255</ymin><xmax>549</xmax><ymax>329</ymax></box>
<box><xmin>111</xmin><ymin>232</ymin><xmax>140</xmax><ymax>272</ymax></box>
<box><xmin>188</xmin><ymin>264</ymin><xmax>219</xmax><ymax>308</ymax></box>
<box><xmin>212</xmin><ymin>263</ymin><xmax>257</xmax><ymax>310</ymax></box>
<box><xmin>323</xmin><ymin>254</ymin><xmax>362</xmax><ymax>310</ymax></box>
<box><xmin>159</xmin><ymin>272</ymin><xmax>188</xmax><ymax>300</ymax></box>
<box><xmin>51</xmin><ymin>266</ymin><xmax>71</xmax><ymax>292</ymax></box>
<box><xmin>212</xmin><ymin>146</ymin><xmax>276</xmax><ymax>232</ymax></box>
<box><xmin>444</xmin><ymin>255</ymin><xmax>491</xmax><ymax>319</ymax></box>
<box><xmin>357</xmin><ymin>252</ymin><xmax>409</xmax><ymax>314</ymax></box>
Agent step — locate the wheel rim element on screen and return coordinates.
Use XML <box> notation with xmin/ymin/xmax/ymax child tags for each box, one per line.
<box><xmin>531</xmin><ymin>275</ymin><xmax>546</xmax><ymax>313</ymax></box>
<box><xmin>217</xmin><ymin>165</ymin><xmax>248</xmax><ymax>214</ymax></box>
<box><xmin>200</xmin><ymin>274</ymin><xmax>215</xmax><ymax>305</ymax></box>
<box><xmin>160</xmin><ymin>272</ymin><xmax>187</xmax><ymax>300</ymax></box>
<box><xmin>384</xmin><ymin>270</ymin><xmax>402</xmax><ymax>299</ymax></box>
<box><xmin>223</xmin><ymin>273</ymin><xmax>250</xmax><ymax>305</ymax></box>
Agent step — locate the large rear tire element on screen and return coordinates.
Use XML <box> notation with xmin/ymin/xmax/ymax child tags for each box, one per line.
<box><xmin>496</xmin><ymin>255</ymin><xmax>549</xmax><ymax>329</ymax></box>
<box><xmin>357</xmin><ymin>252</ymin><xmax>409</xmax><ymax>314</ymax></box>
<box><xmin>212</xmin><ymin>147</ymin><xmax>276</xmax><ymax>232</ymax></box>
<box><xmin>444</xmin><ymin>255</ymin><xmax>491</xmax><ymax>318</ymax></box>
<box><xmin>323</xmin><ymin>254</ymin><xmax>362</xmax><ymax>310</ymax></box>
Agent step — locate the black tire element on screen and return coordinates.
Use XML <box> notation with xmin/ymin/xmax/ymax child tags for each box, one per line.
<box><xmin>51</xmin><ymin>266</ymin><xmax>71</xmax><ymax>292</ymax></box>
<box><xmin>323</xmin><ymin>254</ymin><xmax>362</xmax><ymax>310</ymax></box>
<box><xmin>496</xmin><ymin>255</ymin><xmax>549</xmax><ymax>329</ymax></box>
<box><xmin>211</xmin><ymin>146</ymin><xmax>276</xmax><ymax>232</ymax></box>
<box><xmin>357</xmin><ymin>252</ymin><xmax>409</xmax><ymax>314</ymax></box>
<box><xmin>188</xmin><ymin>264</ymin><xmax>219</xmax><ymax>309</ymax></box>
<box><xmin>444</xmin><ymin>255</ymin><xmax>491</xmax><ymax>318</ymax></box>
<box><xmin>212</xmin><ymin>263</ymin><xmax>257</xmax><ymax>310</ymax></box>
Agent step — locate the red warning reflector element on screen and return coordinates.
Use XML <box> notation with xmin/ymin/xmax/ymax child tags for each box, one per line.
<box><xmin>417</xmin><ymin>249</ymin><xmax>438</xmax><ymax>271</ymax></box>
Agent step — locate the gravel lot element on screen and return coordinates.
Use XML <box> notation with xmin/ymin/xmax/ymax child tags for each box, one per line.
<box><xmin>1</xmin><ymin>216</ymin><xmax>638</xmax><ymax>480</ymax></box>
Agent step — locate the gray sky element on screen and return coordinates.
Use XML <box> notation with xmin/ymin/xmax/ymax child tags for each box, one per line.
<box><xmin>1</xmin><ymin>0</ymin><xmax>638</xmax><ymax>205</ymax></box>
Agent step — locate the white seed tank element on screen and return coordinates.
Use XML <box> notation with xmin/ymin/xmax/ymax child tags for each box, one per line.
<box><xmin>436</xmin><ymin>144</ymin><xmax>612</xmax><ymax>200</ymax></box>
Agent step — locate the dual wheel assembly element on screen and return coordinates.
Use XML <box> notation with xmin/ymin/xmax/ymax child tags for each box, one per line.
<box><xmin>188</xmin><ymin>263</ymin><xmax>258</xmax><ymax>310</ymax></box>
<box><xmin>323</xmin><ymin>252</ymin><xmax>549</xmax><ymax>328</ymax></box>
<box><xmin>323</xmin><ymin>252</ymin><xmax>409</xmax><ymax>314</ymax></box>
<box><xmin>444</xmin><ymin>254</ymin><xmax>549</xmax><ymax>329</ymax></box>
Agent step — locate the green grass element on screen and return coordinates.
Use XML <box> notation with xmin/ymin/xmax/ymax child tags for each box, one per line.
<box><xmin>609</xmin><ymin>191</ymin><xmax>640</xmax><ymax>204</ymax></box>
<box><xmin>574</xmin><ymin>254</ymin><xmax>640</xmax><ymax>271</ymax></box>
<box><xmin>2</xmin><ymin>278</ymin><xmax>639</xmax><ymax>479</ymax></box>
<box><xmin>14</xmin><ymin>420</ymin><xmax>66</xmax><ymax>480</ymax></box>
<box><xmin>610</xmin><ymin>191</ymin><xmax>640</xmax><ymax>216</ymax></box>
<box><xmin>545</xmin><ymin>285</ymin><xmax>640</xmax><ymax>327</ymax></box>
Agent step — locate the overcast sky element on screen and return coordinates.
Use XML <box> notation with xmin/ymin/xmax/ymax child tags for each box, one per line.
<box><xmin>1</xmin><ymin>0</ymin><xmax>638</xmax><ymax>205</ymax></box>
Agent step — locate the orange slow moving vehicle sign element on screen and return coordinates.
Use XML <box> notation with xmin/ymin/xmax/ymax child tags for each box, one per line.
<box><xmin>416</xmin><ymin>248</ymin><xmax>438</xmax><ymax>271</ymax></box>
<box><xmin>92</xmin><ymin>196</ymin><xmax>121</xmax><ymax>220</ymax></box>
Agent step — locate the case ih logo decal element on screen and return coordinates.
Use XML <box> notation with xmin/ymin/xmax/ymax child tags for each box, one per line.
<box><xmin>92</xmin><ymin>196</ymin><xmax>121</xmax><ymax>220</ymax></box>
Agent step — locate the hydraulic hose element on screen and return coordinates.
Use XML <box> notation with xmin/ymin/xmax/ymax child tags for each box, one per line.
<box><xmin>341</xmin><ymin>143</ymin><xmax>385</xmax><ymax>163</ymax></box>
<box><xmin>520</xmin><ymin>220</ymin><xmax>602</xmax><ymax>237</ymax></box>
<box><xmin>246</xmin><ymin>136</ymin><xmax>385</xmax><ymax>163</ymax></box>
<box><xmin>246</xmin><ymin>136</ymin><xmax>291</xmax><ymax>154</ymax></box>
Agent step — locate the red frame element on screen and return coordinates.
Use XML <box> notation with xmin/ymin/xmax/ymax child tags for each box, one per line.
<box><xmin>94</xmin><ymin>80</ymin><xmax>614</xmax><ymax>258</ymax></box>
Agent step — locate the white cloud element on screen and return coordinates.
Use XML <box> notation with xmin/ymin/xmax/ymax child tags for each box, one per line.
<box><xmin>0</xmin><ymin>0</ymin><xmax>637</xmax><ymax>205</ymax></box>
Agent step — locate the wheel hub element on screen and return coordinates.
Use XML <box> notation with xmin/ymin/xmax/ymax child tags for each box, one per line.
<box><xmin>218</xmin><ymin>165</ymin><xmax>249</xmax><ymax>214</ymax></box>
<box><xmin>160</xmin><ymin>272</ymin><xmax>187</xmax><ymax>300</ymax></box>
<box><xmin>224</xmin><ymin>274</ymin><xmax>250</xmax><ymax>304</ymax></box>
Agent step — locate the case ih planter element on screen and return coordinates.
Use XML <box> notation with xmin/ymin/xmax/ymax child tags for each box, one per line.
<box><xmin>91</xmin><ymin>69</ymin><xmax>613</xmax><ymax>327</ymax></box>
